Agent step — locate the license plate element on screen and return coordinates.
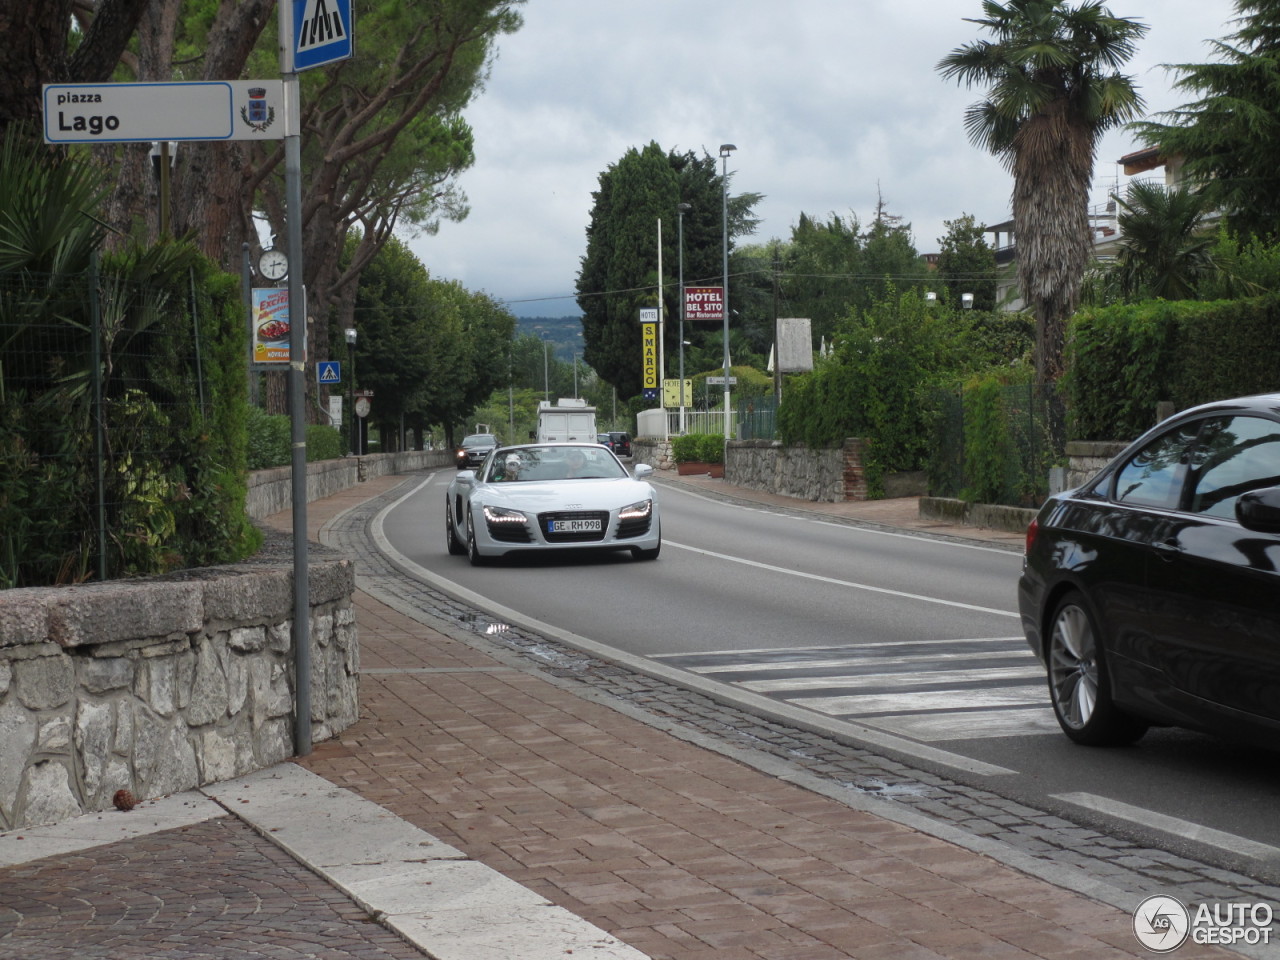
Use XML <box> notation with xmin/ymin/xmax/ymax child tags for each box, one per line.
<box><xmin>549</xmin><ymin>518</ymin><xmax>601</xmax><ymax>533</ymax></box>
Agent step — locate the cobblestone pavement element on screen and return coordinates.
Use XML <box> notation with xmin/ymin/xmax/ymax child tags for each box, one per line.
<box><xmin>0</xmin><ymin>816</ymin><xmax>428</xmax><ymax>960</ymax></box>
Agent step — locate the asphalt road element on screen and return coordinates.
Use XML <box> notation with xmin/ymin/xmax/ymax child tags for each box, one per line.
<box><xmin>380</xmin><ymin>470</ymin><xmax>1280</xmax><ymax>879</ymax></box>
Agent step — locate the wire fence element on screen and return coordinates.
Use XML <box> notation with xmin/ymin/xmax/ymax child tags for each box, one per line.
<box><xmin>929</xmin><ymin>381</ymin><xmax>1065</xmax><ymax>506</ymax></box>
<box><xmin>1</xmin><ymin>263</ymin><xmax>221</xmax><ymax>587</ymax></box>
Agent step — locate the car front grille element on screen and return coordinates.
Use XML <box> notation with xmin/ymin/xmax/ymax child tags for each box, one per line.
<box><xmin>538</xmin><ymin>510</ymin><xmax>609</xmax><ymax>543</ymax></box>
<box><xmin>616</xmin><ymin>512</ymin><xmax>651</xmax><ymax>539</ymax></box>
<box><xmin>486</xmin><ymin>518</ymin><xmax>533</xmax><ymax>543</ymax></box>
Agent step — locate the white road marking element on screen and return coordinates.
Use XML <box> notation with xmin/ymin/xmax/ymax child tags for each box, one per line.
<box><xmin>739</xmin><ymin>666</ymin><xmax>1045</xmax><ymax>693</ymax></box>
<box><xmin>665</xmin><ymin>540</ymin><xmax>1019</xmax><ymax>618</ymax></box>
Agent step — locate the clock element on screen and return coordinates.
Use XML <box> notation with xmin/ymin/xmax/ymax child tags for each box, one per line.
<box><xmin>257</xmin><ymin>248</ymin><xmax>289</xmax><ymax>281</ymax></box>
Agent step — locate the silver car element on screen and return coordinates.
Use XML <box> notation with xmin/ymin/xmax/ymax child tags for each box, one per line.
<box><xmin>445</xmin><ymin>443</ymin><xmax>661</xmax><ymax>565</ymax></box>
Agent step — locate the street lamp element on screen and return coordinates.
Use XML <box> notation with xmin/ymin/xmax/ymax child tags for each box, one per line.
<box><xmin>344</xmin><ymin>327</ymin><xmax>357</xmax><ymax>455</ymax></box>
<box><xmin>677</xmin><ymin>201</ymin><xmax>691</xmax><ymax>434</ymax></box>
<box><xmin>719</xmin><ymin>144</ymin><xmax>736</xmax><ymax>440</ymax></box>
<box><xmin>543</xmin><ymin>337</ymin><xmax>550</xmax><ymax>402</ymax></box>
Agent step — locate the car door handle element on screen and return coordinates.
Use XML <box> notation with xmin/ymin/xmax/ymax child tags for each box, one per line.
<box><xmin>1152</xmin><ymin>538</ymin><xmax>1181</xmax><ymax>560</ymax></box>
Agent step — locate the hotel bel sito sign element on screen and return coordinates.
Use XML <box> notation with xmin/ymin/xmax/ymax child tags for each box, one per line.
<box><xmin>42</xmin><ymin>81</ymin><xmax>286</xmax><ymax>144</ymax></box>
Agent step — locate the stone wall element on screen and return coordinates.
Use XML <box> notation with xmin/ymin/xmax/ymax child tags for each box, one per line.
<box><xmin>1065</xmin><ymin>440</ymin><xmax>1127</xmax><ymax>490</ymax></box>
<box><xmin>247</xmin><ymin>449</ymin><xmax>450</xmax><ymax>519</ymax></box>
<box><xmin>0</xmin><ymin>553</ymin><xmax>356</xmax><ymax>831</ymax></box>
<box><xmin>725</xmin><ymin>439</ymin><xmax>862</xmax><ymax>501</ymax></box>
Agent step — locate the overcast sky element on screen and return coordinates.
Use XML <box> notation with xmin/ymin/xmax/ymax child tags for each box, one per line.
<box><xmin>405</xmin><ymin>0</ymin><xmax>1240</xmax><ymax>317</ymax></box>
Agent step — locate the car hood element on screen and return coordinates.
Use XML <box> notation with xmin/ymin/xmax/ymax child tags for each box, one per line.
<box><xmin>478</xmin><ymin>478</ymin><xmax>654</xmax><ymax>511</ymax></box>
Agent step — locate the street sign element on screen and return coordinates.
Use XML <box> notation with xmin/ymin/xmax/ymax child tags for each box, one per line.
<box><xmin>42</xmin><ymin>81</ymin><xmax>285</xmax><ymax>144</ymax></box>
<box><xmin>293</xmin><ymin>0</ymin><xmax>354</xmax><ymax>72</ymax></box>
<box><xmin>639</xmin><ymin>307</ymin><xmax>658</xmax><ymax>324</ymax></box>
<box><xmin>705</xmin><ymin>376</ymin><xmax>738</xmax><ymax>385</ymax></box>
<box><xmin>317</xmin><ymin>361</ymin><xmax>341</xmax><ymax>384</ymax></box>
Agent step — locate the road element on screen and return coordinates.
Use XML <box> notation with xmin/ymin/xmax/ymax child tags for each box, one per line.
<box><xmin>379</xmin><ymin>469</ymin><xmax>1280</xmax><ymax>881</ymax></box>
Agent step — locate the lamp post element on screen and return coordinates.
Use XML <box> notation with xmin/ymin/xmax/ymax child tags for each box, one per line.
<box><xmin>543</xmin><ymin>338</ymin><xmax>550</xmax><ymax>402</ymax></box>
<box><xmin>719</xmin><ymin>144</ymin><xmax>736</xmax><ymax>440</ymax></box>
<box><xmin>345</xmin><ymin>327</ymin><xmax>357</xmax><ymax>455</ymax></box>
<box><xmin>677</xmin><ymin>202</ymin><xmax>691</xmax><ymax>434</ymax></box>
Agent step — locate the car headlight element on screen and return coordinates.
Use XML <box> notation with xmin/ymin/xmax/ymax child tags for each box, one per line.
<box><xmin>483</xmin><ymin>504</ymin><xmax>527</xmax><ymax>524</ymax></box>
<box><xmin>619</xmin><ymin>499</ymin><xmax>652</xmax><ymax>520</ymax></box>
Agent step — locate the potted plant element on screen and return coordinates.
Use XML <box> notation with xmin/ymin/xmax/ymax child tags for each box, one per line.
<box><xmin>672</xmin><ymin>433</ymin><xmax>725</xmax><ymax>477</ymax></box>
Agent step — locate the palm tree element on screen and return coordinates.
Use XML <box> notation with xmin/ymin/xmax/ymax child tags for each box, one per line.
<box><xmin>1110</xmin><ymin>181</ymin><xmax>1220</xmax><ymax>300</ymax></box>
<box><xmin>938</xmin><ymin>0</ymin><xmax>1148</xmax><ymax>381</ymax></box>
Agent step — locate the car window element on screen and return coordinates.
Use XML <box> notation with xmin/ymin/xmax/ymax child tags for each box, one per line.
<box><xmin>1111</xmin><ymin>421</ymin><xmax>1201</xmax><ymax>509</ymax></box>
<box><xmin>1185</xmin><ymin>415</ymin><xmax>1280</xmax><ymax>519</ymax></box>
<box><xmin>484</xmin><ymin>446</ymin><xmax>626</xmax><ymax>482</ymax></box>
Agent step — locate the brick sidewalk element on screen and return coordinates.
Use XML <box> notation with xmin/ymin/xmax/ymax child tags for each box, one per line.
<box><xmin>291</xmin><ymin>472</ymin><xmax>1231</xmax><ymax>959</ymax></box>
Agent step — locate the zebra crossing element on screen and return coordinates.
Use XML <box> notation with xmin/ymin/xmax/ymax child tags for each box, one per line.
<box><xmin>650</xmin><ymin>636</ymin><xmax>1063</xmax><ymax>741</ymax></box>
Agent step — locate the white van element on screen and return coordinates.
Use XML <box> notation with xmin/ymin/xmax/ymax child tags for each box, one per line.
<box><xmin>536</xmin><ymin>399</ymin><xmax>598</xmax><ymax>443</ymax></box>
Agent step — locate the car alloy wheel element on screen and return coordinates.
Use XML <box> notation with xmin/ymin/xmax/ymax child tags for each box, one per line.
<box><xmin>1046</xmin><ymin>592</ymin><xmax>1147</xmax><ymax>746</ymax></box>
<box><xmin>446</xmin><ymin>498</ymin><xmax>465</xmax><ymax>555</ymax></box>
<box><xmin>465</xmin><ymin>511</ymin><xmax>488</xmax><ymax>566</ymax></box>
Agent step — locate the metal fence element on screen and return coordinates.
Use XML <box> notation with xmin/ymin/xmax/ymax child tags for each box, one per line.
<box><xmin>1</xmin><ymin>265</ymin><xmax>214</xmax><ymax>586</ymax></box>
<box><xmin>929</xmin><ymin>381</ymin><xmax>1065</xmax><ymax>506</ymax></box>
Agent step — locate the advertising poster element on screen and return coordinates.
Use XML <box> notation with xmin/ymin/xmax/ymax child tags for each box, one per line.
<box><xmin>252</xmin><ymin>288</ymin><xmax>290</xmax><ymax>364</ymax></box>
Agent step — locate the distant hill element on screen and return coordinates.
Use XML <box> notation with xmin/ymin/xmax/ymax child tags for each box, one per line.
<box><xmin>516</xmin><ymin>316</ymin><xmax>583</xmax><ymax>362</ymax></box>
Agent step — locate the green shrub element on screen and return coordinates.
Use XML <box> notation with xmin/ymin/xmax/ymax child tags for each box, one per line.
<box><xmin>246</xmin><ymin>406</ymin><xmax>345</xmax><ymax>467</ymax></box>
<box><xmin>671</xmin><ymin>433</ymin><xmax>701</xmax><ymax>463</ymax></box>
<box><xmin>697</xmin><ymin>434</ymin><xmax>724</xmax><ymax>462</ymax></box>
<box><xmin>306</xmin><ymin>424</ymin><xmax>345</xmax><ymax>461</ymax></box>
<box><xmin>1067</xmin><ymin>294</ymin><xmax>1280</xmax><ymax>440</ymax></box>
<box><xmin>246</xmin><ymin>406</ymin><xmax>291</xmax><ymax>469</ymax></box>
<box><xmin>960</xmin><ymin>375</ymin><xmax>1017</xmax><ymax>504</ymax></box>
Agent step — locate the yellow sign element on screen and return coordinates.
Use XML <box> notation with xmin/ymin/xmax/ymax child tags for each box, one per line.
<box><xmin>663</xmin><ymin>378</ymin><xmax>693</xmax><ymax>407</ymax></box>
<box><xmin>641</xmin><ymin>322</ymin><xmax>657</xmax><ymax>391</ymax></box>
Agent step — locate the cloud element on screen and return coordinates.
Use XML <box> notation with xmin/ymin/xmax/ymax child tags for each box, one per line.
<box><xmin>406</xmin><ymin>0</ymin><xmax>1239</xmax><ymax>315</ymax></box>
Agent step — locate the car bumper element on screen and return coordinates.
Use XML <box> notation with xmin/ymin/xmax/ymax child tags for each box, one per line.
<box><xmin>471</xmin><ymin>506</ymin><xmax>659</xmax><ymax>558</ymax></box>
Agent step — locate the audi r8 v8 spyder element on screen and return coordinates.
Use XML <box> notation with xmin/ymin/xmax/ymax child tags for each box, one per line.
<box><xmin>1018</xmin><ymin>393</ymin><xmax>1280</xmax><ymax>748</ymax></box>
<box><xmin>445</xmin><ymin>442</ymin><xmax>661</xmax><ymax>565</ymax></box>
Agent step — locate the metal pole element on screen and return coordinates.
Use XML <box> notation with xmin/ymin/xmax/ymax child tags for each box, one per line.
<box><xmin>543</xmin><ymin>339</ymin><xmax>549</xmax><ymax>402</ymax></box>
<box><xmin>677</xmin><ymin>203</ymin><xmax>689</xmax><ymax>434</ymax></box>
<box><xmin>720</xmin><ymin>144</ymin><xmax>736</xmax><ymax>440</ymax></box>
<box><xmin>657</xmin><ymin>218</ymin><xmax>664</xmax><ymax>409</ymax></box>
<box><xmin>280</xmin><ymin>2</ymin><xmax>311</xmax><ymax>757</ymax></box>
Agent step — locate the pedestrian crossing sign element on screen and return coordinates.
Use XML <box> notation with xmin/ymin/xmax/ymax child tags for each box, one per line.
<box><xmin>292</xmin><ymin>0</ymin><xmax>353</xmax><ymax>72</ymax></box>
<box><xmin>318</xmin><ymin>360</ymin><xmax>341</xmax><ymax>384</ymax></box>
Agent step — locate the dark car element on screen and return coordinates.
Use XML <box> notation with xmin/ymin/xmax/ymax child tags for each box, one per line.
<box><xmin>455</xmin><ymin>433</ymin><xmax>498</xmax><ymax>470</ymax></box>
<box><xmin>605</xmin><ymin>431</ymin><xmax>632</xmax><ymax>458</ymax></box>
<box><xmin>1018</xmin><ymin>393</ymin><xmax>1280</xmax><ymax>748</ymax></box>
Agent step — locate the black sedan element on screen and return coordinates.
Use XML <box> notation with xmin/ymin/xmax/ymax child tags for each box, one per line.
<box><xmin>1018</xmin><ymin>393</ymin><xmax>1280</xmax><ymax>748</ymax></box>
<box><xmin>455</xmin><ymin>433</ymin><xmax>498</xmax><ymax>470</ymax></box>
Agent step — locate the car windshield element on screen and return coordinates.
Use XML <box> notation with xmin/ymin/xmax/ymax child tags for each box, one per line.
<box><xmin>461</xmin><ymin>434</ymin><xmax>496</xmax><ymax>447</ymax></box>
<box><xmin>484</xmin><ymin>445</ymin><xmax>627</xmax><ymax>483</ymax></box>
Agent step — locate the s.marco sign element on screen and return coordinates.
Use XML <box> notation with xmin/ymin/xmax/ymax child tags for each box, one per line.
<box><xmin>42</xmin><ymin>81</ymin><xmax>286</xmax><ymax>144</ymax></box>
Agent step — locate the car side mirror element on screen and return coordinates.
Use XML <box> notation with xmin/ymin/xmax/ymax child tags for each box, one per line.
<box><xmin>1235</xmin><ymin>486</ymin><xmax>1280</xmax><ymax>534</ymax></box>
<box><xmin>456</xmin><ymin>470</ymin><xmax>476</xmax><ymax>484</ymax></box>
<box><xmin>633</xmin><ymin>463</ymin><xmax>654</xmax><ymax>479</ymax></box>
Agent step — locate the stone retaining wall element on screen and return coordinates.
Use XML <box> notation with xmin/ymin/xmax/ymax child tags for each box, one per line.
<box><xmin>0</xmin><ymin>552</ymin><xmax>357</xmax><ymax>830</ymax></box>
<box><xmin>0</xmin><ymin>448</ymin><xmax>451</xmax><ymax>832</ymax></box>
<box><xmin>247</xmin><ymin>449</ymin><xmax>450</xmax><ymax>519</ymax></box>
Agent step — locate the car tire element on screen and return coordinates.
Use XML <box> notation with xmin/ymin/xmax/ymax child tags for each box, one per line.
<box><xmin>631</xmin><ymin>535</ymin><xmax>661</xmax><ymax>561</ymax></box>
<box><xmin>1046</xmin><ymin>591</ymin><xmax>1148</xmax><ymax>746</ymax></box>
<box><xmin>446</xmin><ymin>498</ymin><xmax>465</xmax><ymax>555</ymax></box>
<box><xmin>465</xmin><ymin>511</ymin><xmax>488</xmax><ymax>566</ymax></box>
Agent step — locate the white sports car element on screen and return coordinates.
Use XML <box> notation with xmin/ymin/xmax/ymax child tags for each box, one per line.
<box><xmin>445</xmin><ymin>442</ymin><xmax>661</xmax><ymax>565</ymax></box>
